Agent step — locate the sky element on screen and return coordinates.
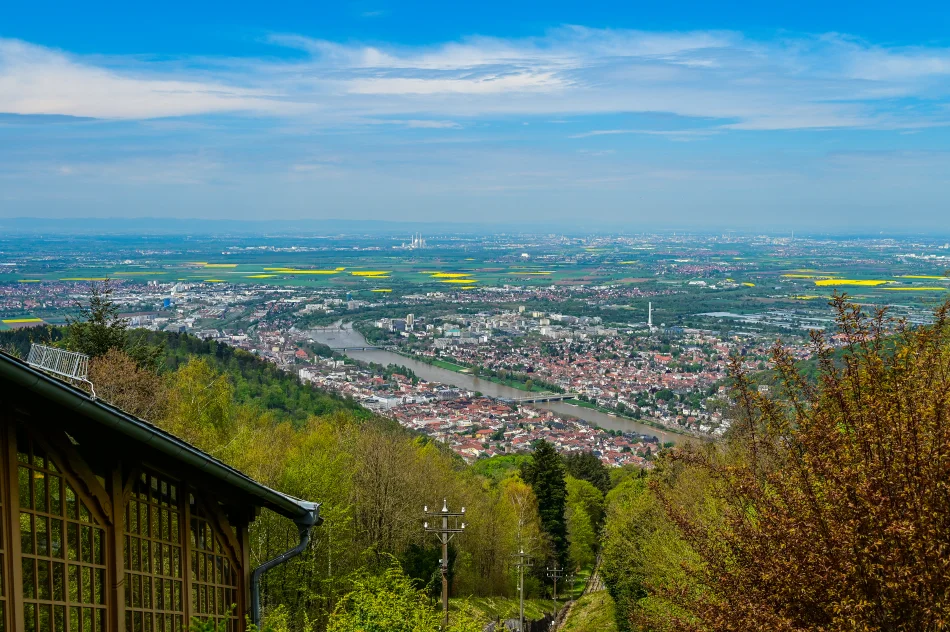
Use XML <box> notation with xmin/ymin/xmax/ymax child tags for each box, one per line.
<box><xmin>2</xmin><ymin>0</ymin><xmax>950</xmax><ymax>231</ymax></box>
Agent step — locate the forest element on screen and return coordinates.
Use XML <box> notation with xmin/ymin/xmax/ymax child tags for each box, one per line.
<box><xmin>5</xmin><ymin>283</ymin><xmax>949</xmax><ymax>632</ymax></box>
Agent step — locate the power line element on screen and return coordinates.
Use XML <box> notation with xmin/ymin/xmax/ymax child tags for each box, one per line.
<box><xmin>424</xmin><ymin>499</ymin><xmax>467</xmax><ymax>630</ymax></box>
<box><xmin>546</xmin><ymin>566</ymin><xmax>565</xmax><ymax>601</ymax></box>
<box><xmin>512</xmin><ymin>549</ymin><xmax>533</xmax><ymax>632</ymax></box>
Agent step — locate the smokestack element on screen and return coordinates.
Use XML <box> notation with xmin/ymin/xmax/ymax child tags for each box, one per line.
<box><xmin>648</xmin><ymin>302</ymin><xmax>653</xmax><ymax>328</ymax></box>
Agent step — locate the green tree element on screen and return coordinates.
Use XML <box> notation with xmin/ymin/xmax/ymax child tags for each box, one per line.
<box><xmin>521</xmin><ymin>440</ymin><xmax>568</xmax><ymax>565</ymax></box>
<box><xmin>162</xmin><ymin>357</ymin><xmax>235</xmax><ymax>448</ymax></box>
<box><xmin>64</xmin><ymin>280</ymin><xmax>162</xmax><ymax>369</ymax></box>
<box><xmin>327</xmin><ymin>562</ymin><xmax>480</xmax><ymax>632</ymax></box>
<box><xmin>566</xmin><ymin>504</ymin><xmax>596</xmax><ymax>571</ymax></box>
<box><xmin>562</xmin><ymin>451</ymin><xmax>612</xmax><ymax>494</ymax></box>
<box><xmin>565</xmin><ymin>476</ymin><xmax>605</xmax><ymax>531</ymax></box>
<box><xmin>644</xmin><ymin>295</ymin><xmax>950</xmax><ymax>631</ymax></box>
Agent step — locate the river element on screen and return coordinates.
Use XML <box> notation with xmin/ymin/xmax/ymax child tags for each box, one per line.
<box><xmin>308</xmin><ymin>323</ymin><xmax>686</xmax><ymax>445</ymax></box>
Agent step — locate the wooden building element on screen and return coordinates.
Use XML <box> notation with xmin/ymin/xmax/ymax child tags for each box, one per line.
<box><xmin>0</xmin><ymin>350</ymin><xmax>320</xmax><ymax>632</ymax></box>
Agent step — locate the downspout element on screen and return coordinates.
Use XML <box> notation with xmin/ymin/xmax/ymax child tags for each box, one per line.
<box><xmin>250</xmin><ymin>503</ymin><xmax>322</xmax><ymax>629</ymax></box>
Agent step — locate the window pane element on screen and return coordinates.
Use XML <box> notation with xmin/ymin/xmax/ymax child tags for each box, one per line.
<box><xmin>21</xmin><ymin>512</ymin><xmax>34</xmax><ymax>555</ymax></box>
<box><xmin>51</xmin><ymin>519</ymin><xmax>63</xmax><ymax>559</ymax></box>
<box><xmin>22</xmin><ymin>558</ymin><xmax>35</xmax><ymax>598</ymax></box>
<box><xmin>34</xmin><ymin>473</ymin><xmax>47</xmax><ymax>513</ymax></box>
<box><xmin>67</xmin><ymin>523</ymin><xmax>78</xmax><ymax>561</ymax></box>
<box><xmin>19</xmin><ymin>467</ymin><xmax>32</xmax><ymax>508</ymax></box>
<box><xmin>50</xmin><ymin>476</ymin><xmax>62</xmax><ymax>515</ymax></box>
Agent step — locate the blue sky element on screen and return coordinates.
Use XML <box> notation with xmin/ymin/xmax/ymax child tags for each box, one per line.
<box><xmin>2</xmin><ymin>0</ymin><xmax>950</xmax><ymax>230</ymax></box>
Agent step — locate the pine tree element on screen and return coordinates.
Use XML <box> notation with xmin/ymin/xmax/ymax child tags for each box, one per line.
<box><xmin>64</xmin><ymin>281</ymin><xmax>127</xmax><ymax>358</ymax></box>
<box><xmin>64</xmin><ymin>280</ymin><xmax>163</xmax><ymax>369</ymax></box>
<box><xmin>521</xmin><ymin>440</ymin><xmax>568</xmax><ymax>565</ymax></box>
<box><xmin>563</xmin><ymin>451</ymin><xmax>612</xmax><ymax>494</ymax></box>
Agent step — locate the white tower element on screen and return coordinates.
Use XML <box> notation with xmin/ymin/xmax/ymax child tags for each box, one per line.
<box><xmin>648</xmin><ymin>302</ymin><xmax>653</xmax><ymax>329</ymax></box>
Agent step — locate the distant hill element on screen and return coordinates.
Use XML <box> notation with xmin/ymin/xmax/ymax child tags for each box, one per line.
<box><xmin>0</xmin><ymin>327</ymin><xmax>370</xmax><ymax>424</ymax></box>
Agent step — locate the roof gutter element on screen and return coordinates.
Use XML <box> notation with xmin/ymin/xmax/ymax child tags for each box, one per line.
<box><xmin>250</xmin><ymin>508</ymin><xmax>320</xmax><ymax>628</ymax></box>
<box><xmin>0</xmin><ymin>352</ymin><xmax>315</xmax><ymax>522</ymax></box>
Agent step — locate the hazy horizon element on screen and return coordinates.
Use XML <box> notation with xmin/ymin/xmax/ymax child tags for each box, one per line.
<box><xmin>3</xmin><ymin>0</ymin><xmax>950</xmax><ymax>230</ymax></box>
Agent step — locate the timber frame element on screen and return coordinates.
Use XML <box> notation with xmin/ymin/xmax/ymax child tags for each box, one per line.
<box><xmin>0</xmin><ymin>351</ymin><xmax>319</xmax><ymax>632</ymax></box>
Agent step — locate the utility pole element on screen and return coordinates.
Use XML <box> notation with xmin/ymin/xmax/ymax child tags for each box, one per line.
<box><xmin>424</xmin><ymin>499</ymin><xmax>467</xmax><ymax>630</ymax></box>
<box><xmin>546</xmin><ymin>566</ymin><xmax>564</xmax><ymax>601</ymax></box>
<box><xmin>513</xmin><ymin>549</ymin><xmax>533</xmax><ymax>632</ymax></box>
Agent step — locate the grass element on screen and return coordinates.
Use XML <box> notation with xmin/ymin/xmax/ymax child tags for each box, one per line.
<box><xmin>560</xmin><ymin>590</ymin><xmax>617</xmax><ymax>632</ymax></box>
<box><xmin>449</xmin><ymin>597</ymin><xmax>558</xmax><ymax>626</ymax></box>
<box><xmin>428</xmin><ymin>358</ymin><xmax>472</xmax><ymax>372</ymax></box>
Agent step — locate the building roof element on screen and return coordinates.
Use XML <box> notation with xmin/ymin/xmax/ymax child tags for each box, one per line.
<box><xmin>0</xmin><ymin>350</ymin><xmax>319</xmax><ymax>526</ymax></box>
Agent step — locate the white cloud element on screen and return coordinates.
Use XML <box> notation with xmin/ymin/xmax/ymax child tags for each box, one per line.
<box><xmin>0</xmin><ymin>39</ymin><xmax>283</xmax><ymax>119</ymax></box>
<box><xmin>2</xmin><ymin>28</ymin><xmax>950</xmax><ymax>130</ymax></box>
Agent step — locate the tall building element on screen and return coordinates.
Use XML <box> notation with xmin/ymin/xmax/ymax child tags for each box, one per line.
<box><xmin>402</xmin><ymin>233</ymin><xmax>427</xmax><ymax>249</ymax></box>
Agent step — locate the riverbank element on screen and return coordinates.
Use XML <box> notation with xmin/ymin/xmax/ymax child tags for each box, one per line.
<box><xmin>392</xmin><ymin>349</ymin><xmax>698</xmax><ymax>441</ymax></box>
<box><xmin>394</xmin><ymin>349</ymin><xmax>557</xmax><ymax>394</ymax></box>
<box><xmin>309</xmin><ymin>324</ymin><xmax>688</xmax><ymax>445</ymax></box>
<box><xmin>561</xmin><ymin>399</ymin><xmax>698</xmax><ymax>440</ymax></box>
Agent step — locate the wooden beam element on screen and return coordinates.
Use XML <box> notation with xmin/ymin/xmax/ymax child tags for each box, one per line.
<box><xmin>5</xmin><ymin>421</ymin><xmax>25</xmax><ymax>632</ymax></box>
<box><xmin>182</xmin><ymin>485</ymin><xmax>194</xmax><ymax>623</ymax></box>
<box><xmin>32</xmin><ymin>430</ymin><xmax>113</xmax><ymax>526</ymax></box>
<box><xmin>110</xmin><ymin>465</ymin><xmax>127</xmax><ymax>632</ymax></box>
<box><xmin>121</xmin><ymin>467</ymin><xmax>143</xmax><ymax>507</ymax></box>
<box><xmin>238</xmin><ymin>519</ymin><xmax>251</xmax><ymax>632</ymax></box>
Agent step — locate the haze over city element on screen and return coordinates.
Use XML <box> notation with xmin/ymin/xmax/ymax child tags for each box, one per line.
<box><xmin>3</xmin><ymin>0</ymin><xmax>950</xmax><ymax>230</ymax></box>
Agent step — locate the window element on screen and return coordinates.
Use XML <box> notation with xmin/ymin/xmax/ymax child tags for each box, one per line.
<box><xmin>189</xmin><ymin>498</ymin><xmax>238</xmax><ymax>632</ymax></box>
<box><xmin>17</xmin><ymin>434</ymin><xmax>107</xmax><ymax>632</ymax></box>
<box><xmin>124</xmin><ymin>473</ymin><xmax>184</xmax><ymax>632</ymax></box>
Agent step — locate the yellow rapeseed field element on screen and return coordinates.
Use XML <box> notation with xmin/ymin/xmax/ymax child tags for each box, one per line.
<box><xmin>246</xmin><ymin>274</ymin><xmax>277</xmax><ymax>278</ymax></box>
<box><xmin>430</xmin><ymin>272</ymin><xmax>470</xmax><ymax>278</ymax></box>
<box><xmin>881</xmin><ymin>287</ymin><xmax>948</xmax><ymax>291</ymax></box>
<box><xmin>17</xmin><ymin>280</ymin><xmax>41</xmax><ymax>283</ymax></box>
<box><xmin>265</xmin><ymin>268</ymin><xmax>340</xmax><ymax>274</ymax></box>
<box><xmin>441</xmin><ymin>279</ymin><xmax>478</xmax><ymax>284</ymax></box>
<box><xmin>371</xmin><ymin>289</ymin><xmax>393</xmax><ymax>292</ymax></box>
<box><xmin>814</xmin><ymin>279</ymin><xmax>891</xmax><ymax>287</ymax></box>
<box><xmin>351</xmin><ymin>271</ymin><xmax>390</xmax><ymax>277</ymax></box>
<box><xmin>2</xmin><ymin>318</ymin><xmax>43</xmax><ymax>324</ymax></box>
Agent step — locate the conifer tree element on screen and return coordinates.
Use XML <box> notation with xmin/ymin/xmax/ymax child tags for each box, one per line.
<box><xmin>521</xmin><ymin>440</ymin><xmax>568</xmax><ymax>564</ymax></box>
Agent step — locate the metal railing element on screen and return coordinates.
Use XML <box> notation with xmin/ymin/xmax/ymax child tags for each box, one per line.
<box><xmin>26</xmin><ymin>344</ymin><xmax>95</xmax><ymax>397</ymax></box>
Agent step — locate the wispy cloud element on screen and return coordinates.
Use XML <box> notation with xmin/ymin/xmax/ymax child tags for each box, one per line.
<box><xmin>0</xmin><ymin>39</ymin><xmax>283</xmax><ymax>119</ymax></box>
<box><xmin>2</xmin><ymin>28</ymin><xmax>950</xmax><ymax>131</ymax></box>
<box><xmin>570</xmin><ymin>129</ymin><xmax>721</xmax><ymax>141</ymax></box>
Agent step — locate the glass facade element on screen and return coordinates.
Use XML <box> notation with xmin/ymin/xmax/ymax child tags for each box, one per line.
<box><xmin>189</xmin><ymin>498</ymin><xmax>239</xmax><ymax>632</ymax></box>
<box><xmin>124</xmin><ymin>474</ymin><xmax>185</xmax><ymax>632</ymax></box>
<box><xmin>0</xmin><ymin>428</ymin><xmax>246</xmax><ymax>632</ymax></box>
<box><xmin>16</xmin><ymin>434</ymin><xmax>107</xmax><ymax>632</ymax></box>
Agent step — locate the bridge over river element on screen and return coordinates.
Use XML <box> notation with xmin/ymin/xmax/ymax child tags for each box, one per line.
<box><xmin>502</xmin><ymin>393</ymin><xmax>577</xmax><ymax>404</ymax></box>
<box><xmin>308</xmin><ymin>322</ymin><xmax>685</xmax><ymax>445</ymax></box>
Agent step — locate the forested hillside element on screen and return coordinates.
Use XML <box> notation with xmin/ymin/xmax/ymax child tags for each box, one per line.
<box><xmin>599</xmin><ymin>295</ymin><xmax>950</xmax><ymax>632</ymax></box>
<box><xmin>0</xmin><ymin>325</ymin><xmax>366</xmax><ymax>423</ymax></box>
<box><xmin>11</xmin><ymin>284</ymin><xmax>950</xmax><ymax>631</ymax></box>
